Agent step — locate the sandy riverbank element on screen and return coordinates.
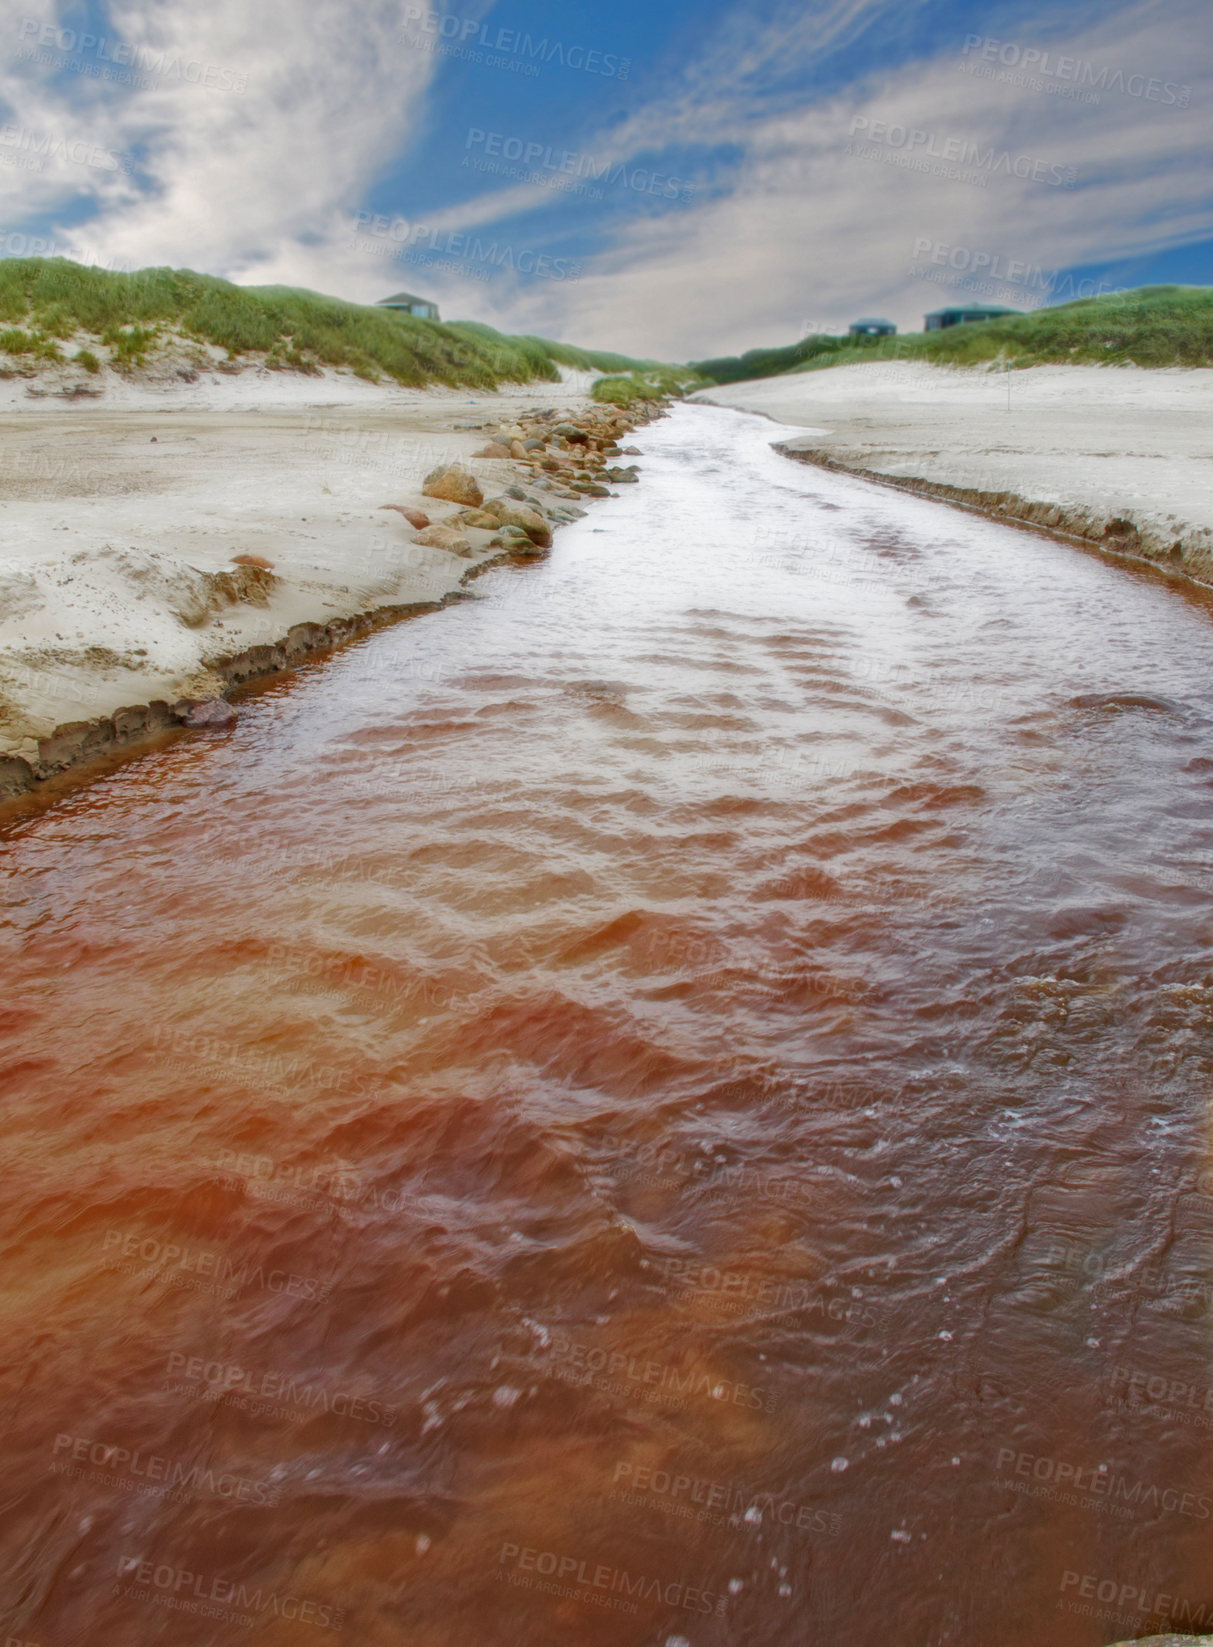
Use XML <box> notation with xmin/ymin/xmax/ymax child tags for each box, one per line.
<box><xmin>0</xmin><ymin>363</ymin><xmax>646</xmax><ymax>800</ymax></box>
<box><xmin>694</xmin><ymin>362</ymin><xmax>1213</xmax><ymax>585</ymax></box>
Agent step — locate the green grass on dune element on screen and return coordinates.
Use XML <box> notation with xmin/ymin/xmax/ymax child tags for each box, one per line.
<box><xmin>446</xmin><ymin>320</ymin><xmax>667</xmax><ymax>378</ymax></box>
<box><xmin>692</xmin><ymin>286</ymin><xmax>1213</xmax><ymax>383</ymax></box>
<box><xmin>0</xmin><ymin>259</ymin><xmax>668</xmax><ymax>388</ymax></box>
<box><xmin>691</xmin><ymin>333</ymin><xmax>859</xmax><ymax>384</ymax></box>
<box><xmin>590</xmin><ymin>366</ymin><xmax>704</xmax><ymax>405</ymax></box>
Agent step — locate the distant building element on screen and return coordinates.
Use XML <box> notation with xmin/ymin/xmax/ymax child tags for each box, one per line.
<box><xmin>924</xmin><ymin>303</ymin><xmax>1021</xmax><ymax>331</ymax></box>
<box><xmin>849</xmin><ymin>317</ymin><xmax>897</xmax><ymax>337</ymax></box>
<box><xmin>377</xmin><ymin>291</ymin><xmax>440</xmax><ymax>321</ymax></box>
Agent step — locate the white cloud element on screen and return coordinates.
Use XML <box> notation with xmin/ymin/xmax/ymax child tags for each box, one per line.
<box><xmin>0</xmin><ymin>0</ymin><xmax>438</xmax><ymax>283</ymax></box>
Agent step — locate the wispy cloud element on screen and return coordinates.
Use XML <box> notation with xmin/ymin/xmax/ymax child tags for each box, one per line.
<box><xmin>469</xmin><ymin>0</ymin><xmax>1213</xmax><ymax>355</ymax></box>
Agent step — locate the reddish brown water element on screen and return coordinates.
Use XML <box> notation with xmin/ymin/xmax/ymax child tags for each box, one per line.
<box><xmin>2</xmin><ymin>404</ymin><xmax>1213</xmax><ymax>1647</ymax></box>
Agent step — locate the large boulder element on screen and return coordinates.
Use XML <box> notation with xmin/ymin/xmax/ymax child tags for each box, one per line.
<box><xmin>422</xmin><ymin>463</ymin><xmax>483</xmax><ymax>506</ymax></box>
<box><xmin>415</xmin><ymin>523</ymin><xmax>474</xmax><ymax>557</ymax></box>
<box><xmin>475</xmin><ymin>441</ymin><xmax>511</xmax><ymax>459</ymax></box>
<box><xmin>481</xmin><ymin>497</ymin><xmax>552</xmax><ymax>547</ymax></box>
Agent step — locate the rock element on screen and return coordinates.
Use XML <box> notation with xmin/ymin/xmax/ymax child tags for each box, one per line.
<box><xmin>181</xmin><ymin>698</ymin><xmax>236</xmax><ymax>729</ymax></box>
<box><xmin>574</xmin><ymin>483</ymin><xmax>611</xmax><ymax>497</ymax></box>
<box><xmin>481</xmin><ymin>498</ymin><xmax>552</xmax><ymax>547</ymax></box>
<box><xmin>475</xmin><ymin>441</ymin><xmax>511</xmax><ymax>459</ymax></box>
<box><xmin>553</xmin><ymin>423</ymin><xmax>589</xmax><ymax>443</ymax></box>
<box><xmin>523</xmin><ymin>438</ymin><xmax>547</xmax><ymax>451</ymax></box>
<box><xmin>415</xmin><ymin>523</ymin><xmax>474</xmax><ymax>556</ymax></box>
<box><xmin>509</xmin><ymin>439</ymin><xmax>527</xmax><ymax>458</ymax></box>
<box><xmin>605</xmin><ymin>468</ymin><xmax>639</xmax><ymax>483</ymax></box>
<box><xmin>379</xmin><ymin>504</ymin><xmax>431</xmax><ymax>529</ymax></box>
<box><xmin>454</xmin><ymin>508</ymin><xmax>503</xmax><ymax>529</ymax></box>
<box><xmin>622</xmin><ymin>446</ymin><xmax>641</xmax><ymax>455</ymax></box>
<box><xmin>491</xmin><ymin>526</ymin><xmax>548</xmax><ymax>558</ymax></box>
<box><xmin>231</xmin><ymin>552</ymin><xmax>276</xmax><ymax>569</ymax></box>
<box><xmin>422</xmin><ymin>463</ymin><xmax>483</xmax><ymax>506</ymax></box>
<box><xmin>504</xmin><ymin>485</ymin><xmax>529</xmax><ymax>501</ymax></box>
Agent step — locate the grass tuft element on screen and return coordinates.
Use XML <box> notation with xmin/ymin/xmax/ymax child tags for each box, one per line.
<box><xmin>591</xmin><ymin>366</ymin><xmax>705</xmax><ymax>405</ymax></box>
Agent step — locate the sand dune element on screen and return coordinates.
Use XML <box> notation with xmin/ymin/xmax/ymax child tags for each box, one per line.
<box><xmin>695</xmin><ymin>361</ymin><xmax>1213</xmax><ymax>585</ymax></box>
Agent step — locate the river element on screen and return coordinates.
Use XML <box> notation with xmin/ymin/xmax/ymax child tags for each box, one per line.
<box><xmin>2</xmin><ymin>402</ymin><xmax>1212</xmax><ymax>1646</ymax></box>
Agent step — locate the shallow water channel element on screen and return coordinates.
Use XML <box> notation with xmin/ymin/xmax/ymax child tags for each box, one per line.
<box><xmin>2</xmin><ymin>402</ymin><xmax>1213</xmax><ymax>1646</ymax></box>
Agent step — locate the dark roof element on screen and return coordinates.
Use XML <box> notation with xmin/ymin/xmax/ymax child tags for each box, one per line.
<box><xmin>851</xmin><ymin>317</ymin><xmax>895</xmax><ymax>326</ymax></box>
<box><xmin>377</xmin><ymin>291</ymin><xmax>436</xmax><ymax>307</ymax></box>
<box><xmin>924</xmin><ymin>303</ymin><xmax>1020</xmax><ymax>317</ymax></box>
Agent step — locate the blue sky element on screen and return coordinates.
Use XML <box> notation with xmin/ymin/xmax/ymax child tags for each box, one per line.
<box><xmin>1</xmin><ymin>0</ymin><xmax>1209</xmax><ymax>357</ymax></box>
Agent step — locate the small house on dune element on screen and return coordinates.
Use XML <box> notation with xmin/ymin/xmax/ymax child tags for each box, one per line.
<box><xmin>849</xmin><ymin>317</ymin><xmax>896</xmax><ymax>336</ymax></box>
<box><xmin>924</xmin><ymin>303</ymin><xmax>1021</xmax><ymax>330</ymax></box>
<box><xmin>377</xmin><ymin>291</ymin><xmax>440</xmax><ymax>321</ymax></box>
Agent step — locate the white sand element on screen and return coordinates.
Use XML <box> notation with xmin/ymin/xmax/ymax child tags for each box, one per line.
<box><xmin>0</xmin><ymin>361</ymin><xmax>598</xmax><ymax>766</ymax></box>
<box><xmin>694</xmin><ymin>362</ymin><xmax>1213</xmax><ymax>574</ymax></box>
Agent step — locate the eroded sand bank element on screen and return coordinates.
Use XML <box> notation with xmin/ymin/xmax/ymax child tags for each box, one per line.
<box><xmin>694</xmin><ymin>362</ymin><xmax>1213</xmax><ymax>584</ymax></box>
<box><xmin>0</xmin><ymin>365</ymin><xmax>633</xmax><ymax>798</ymax></box>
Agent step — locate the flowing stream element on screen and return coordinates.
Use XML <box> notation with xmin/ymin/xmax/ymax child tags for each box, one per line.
<box><xmin>2</xmin><ymin>402</ymin><xmax>1213</xmax><ymax>1646</ymax></box>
